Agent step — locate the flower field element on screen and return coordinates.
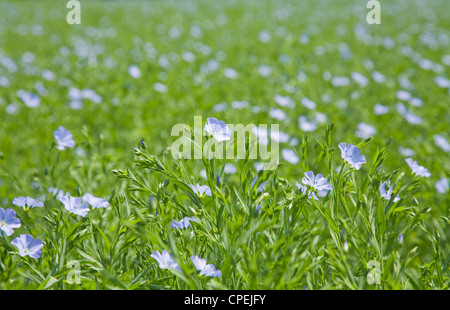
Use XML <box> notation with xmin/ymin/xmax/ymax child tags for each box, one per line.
<box><xmin>0</xmin><ymin>0</ymin><xmax>449</xmax><ymax>290</ymax></box>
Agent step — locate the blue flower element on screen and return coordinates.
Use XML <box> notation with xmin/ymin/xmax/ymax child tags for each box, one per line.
<box><xmin>355</xmin><ymin>123</ymin><xmax>376</xmax><ymax>139</ymax></box>
<box><xmin>224</xmin><ymin>163</ymin><xmax>237</xmax><ymax>174</ymax></box>
<box><xmin>189</xmin><ymin>183</ymin><xmax>212</xmax><ymax>198</ymax></box>
<box><xmin>302</xmin><ymin>171</ymin><xmax>333</xmax><ymax>192</ymax></box>
<box><xmin>374</xmin><ymin>103</ymin><xmax>389</xmax><ymax>115</ymax></box>
<box><xmin>17</xmin><ymin>90</ymin><xmax>40</xmax><ymax>108</ymax></box>
<box><xmin>405</xmin><ymin>158</ymin><xmax>431</xmax><ymax>177</ymax></box>
<box><xmin>270</xmin><ymin>129</ymin><xmax>290</xmax><ymax>143</ymax></box>
<box><xmin>435</xmin><ymin>178</ymin><xmax>449</xmax><ymax>194</ymax></box>
<box><xmin>82</xmin><ymin>193</ymin><xmax>109</xmax><ymax>209</ymax></box>
<box><xmin>251</xmin><ymin>126</ymin><xmax>269</xmax><ymax>146</ymax></box>
<box><xmin>258</xmin><ymin>65</ymin><xmax>272</xmax><ymax>77</ymax></box>
<box><xmin>269</xmin><ymin>108</ymin><xmax>286</xmax><ymax>121</ymax></box>
<box><xmin>351</xmin><ymin>72</ymin><xmax>369</xmax><ymax>87</ymax></box>
<box><xmin>48</xmin><ymin>187</ymin><xmax>69</xmax><ymax>200</ymax></box>
<box><xmin>81</xmin><ymin>89</ymin><xmax>102</xmax><ymax>104</ymax></box>
<box><xmin>151</xmin><ymin>250</ymin><xmax>181</xmax><ymax>271</ymax></box>
<box><xmin>60</xmin><ymin>195</ymin><xmax>90</xmax><ymax>217</ymax></box>
<box><xmin>274</xmin><ymin>94</ymin><xmax>294</xmax><ymax>108</ymax></box>
<box><xmin>398</xmin><ymin>146</ymin><xmax>415</xmax><ymax>157</ymax></box>
<box><xmin>128</xmin><ymin>65</ymin><xmax>141</xmax><ymax>79</ymax></box>
<box><xmin>153</xmin><ymin>82</ymin><xmax>168</xmax><ymax>93</ymax></box>
<box><xmin>12</xmin><ymin>196</ymin><xmax>44</xmax><ymax>210</ymax></box>
<box><xmin>191</xmin><ymin>256</ymin><xmax>222</xmax><ymax>277</ymax></box>
<box><xmin>396</xmin><ymin>103</ymin><xmax>423</xmax><ymax>124</ymax></box>
<box><xmin>298</xmin><ymin>116</ymin><xmax>318</xmax><ymax>132</ymax></box>
<box><xmin>0</xmin><ymin>208</ymin><xmax>21</xmax><ymax>236</ymax></box>
<box><xmin>11</xmin><ymin>234</ymin><xmax>43</xmax><ymax>259</ymax></box>
<box><xmin>170</xmin><ymin>217</ymin><xmax>199</xmax><ymax>229</ymax></box>
<box><xmin>434</xmin><ymin>76</ymin><xmax>450</xmax><ymax>88</ymax></box>
<box><xmin>282</xmin><ymin>149</ymin><xmax>299</xmax><ymax>165</ymax></box>
<box><xmin>295</xmin><ymin>182</ymin><xmax>318</xmax><ymax>200</ymax></box>
<box><xmin>433</xmin><ymin>134</ymin><xmax>450</xmax><ymax>153</ymax></box>
<box><xmin>379</xmin><ymin>181</ymin><xmax>400</xmax><ymax>202</ymax></box>
<box><xmin>54</xmin><ymin>126</ymin><xmax>75</xmax><ymax>150</ymax></box>
<box><xmin>231</xmin><ymin>100</ymin><xmax>249</xmax><ymax>109</ymax></box>
<box><xmin>338</xmin><ymin>143</ymin><xmax>366</xmax><ymax>170</ymax></box>
<box><xmin>224</xmin><ymin>67</ymin><xmax>238</xmax><ymax>79</ymax></box>
<box><xmin>300</xmin><ymin>97</ymin><xmax>316</xmax><ymax>110</ymax></box>
<box><xmin>204</xmin><ymin>117</ymin><xmax>231</xmax><ymax>142</ymax></box>
<box><xmin>343</xmin><ymin>241</ymin><xmax>349</xmax><ymax>251</ymax></box>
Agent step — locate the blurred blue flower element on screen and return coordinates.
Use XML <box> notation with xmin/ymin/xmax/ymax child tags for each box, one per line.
<box><xmin>405</xmin><ymin>158</ymin><xmax>431</xmax><ymax>177</ymax></box>
<box><xmin>12</xmin><ymin>196</ymin><xmax>44</xmax><ymax>210</ymax></box>
<box><xmin>204</xmin><ymin>117</ymin><xmax>231</xmax><ymax>142</ymax></box>
<box><xmin>82</xmin><ymin>193</ymin><xmax>109</xmax><ymax>209</ymax></box>
<box><xmin>0</xmin><ymin>208</ymin><xmax>21</xmax><ymax>236</ymax></box>
<box><xmin>269</xmin><ymin>108</ymin><xmax>286</xmax><ymax>121</ymax></box>
<box><xmin>153</xmin><ymin>82</ymin><xmax>168</xmax><ymax>93</ymax></box>
<box><xmin>11</xmin><ymin>234</ymin><xmax>43</xmax><ymax>259</ymax></box>
<box><xmin>338</xmin><ymin>143</ymin><xmax>366</xmax><ymax>170</ymax></box>
<box><xmin>224</xmin><ymin>67</ymin><xmax>238</xmax><ymax>79</ymax></box>
<box><xmin>343</xmin><ymin>241</ymin><xmax>349</xmax><ymax>251</ymax></box>
<box><xmin>252</xmin><ymin>126</ymin><xmax>269</xmax><ymax>146</ymax></box>
<box><xmin>224</xmin><ymin>163</ymin><xmax>237</xmax><ymax>174</ymax></box>
<box><xmin>282</xmin><ymin>149</ymin><xmax>299</xmax><ymax>165</ymax></box>
<box><xmin>212</xmin><ymin>102</ymin><xmax>227</xmax><ymax>112</ymax></box>
<box><xmin>170</xmin><ymin>216</ymin><xmax>199</xmax><ymax>229</ymax></box>
<box><xmin>396</xmin><ymin>103</ymin><xmax>423</xmax><ymax>124</ymax></box>
<box><xmin>379</xmin><ymin>181</ymin><xmax>400</xmax><ymax>202</ymax></box>
<box><xmin>300</xmin><ymin>97</ymin><xmax>316</xmax><ymax>110</ymax></box>
<box><xmin>351</xmin><ymin>72</ymin><xmax>369</xmax><ymax>87</ymax></box>
<box><xmin>258</xmin><ymin>65</ymin><xmax>272</xmax><ymax>77</ymax></box>
<box><xmin>189</xmin><ymin>183</ymin><xmax>212</xmax><ymax>198</ymax></box>
<box><xmin>435</xmin><ymin>178</ymin><xmax>449</xmax><ymax>194</ymax></box>
<box><xmin>274</xmin><ymin>94</ymin><xmax>294</xmax><ymax>108</ymax></box>
<box><xmin>17</xmin><ymin>90</ymin><xmax>40</xmax><ymax>108</ymax></box>
<box><xmin>231</xmin><ymin>100</ymin><xmax>249</xmax><ymax>109</ymax></box>
<box><xmin>355</xmin><ymin>122</ymin><xmax>376</xmax><ymax>139</ymax></box>
<box><xmin>48</xmin><ymin>187</ymin><xmax>69</xmax><ymax>200</ymax></box>
<box><xmin>269</xmin><ymin>129</ymin><xmax>289</xmax><ymax>143</ymax></box>
<box><xmin>81</xmin><ymin>89</ymin><xmax>102</xmax><ymax>104</ymax></box>
<box><xmin>374</xmin><ymin>103</ymin><xmax>389</xmax><ymax>115</ymax></box>
<box><xmin>191</xmin><ymin>256</ymin><xmax>222</xmax><ymax>277</ymax></box>
<box><xmin>151</xmin><ymin>250</ymin><xmax>181</xmax><ymax>271</ymax></box>
<box><xmin>302</xmin><ymin>171</ymin><xmax>333</xmax><ymax>192</ymax></box>
<box><xmin>128</xmin><ymin>65</ymin><xmax>141</xmax><ymax>79</ymax></box>
<box><xmin>433</xmin><ymin>134</ymin><xmax>450</xmax><ymax>153</ymax></box>
<box><xmin>434</xmin><ymin>76</ymin><xmax>450</xmax><ymax>88</ymax></box>
<box><xmin>54</xmin><ymin>126</ymin><xmax>75</xmax><ymax>150</ymax></box>
<box><xmin>396</xmin><ymin>90</ymin><xmax>411</xmax><ymax>101</ymax></box>
<box><xmin>398</xmin><ymin>146</ymin><xmax>415</xmax><ymax>157</ymax></box>
<box><xmin>258</xmin><ymin>30</ymin><xmax>271</xmax><ymax>43</ymax></box>
<box><xmin>298</xmin><ymin>115</ymin><xmax>318</xmax><ymax>132</ymax></box>
<box><xmin>60</xmin><ymin>195</ymin><xmax>90</xmax><ymax>217</ymax></box>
